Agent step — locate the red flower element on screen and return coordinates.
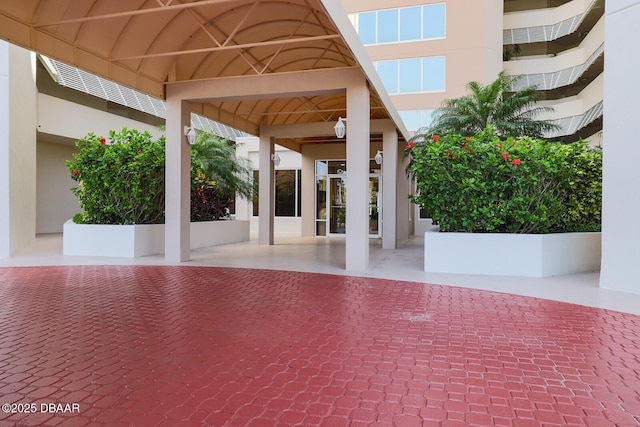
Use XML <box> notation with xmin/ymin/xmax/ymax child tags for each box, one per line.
<box><xmin>433</xmin><ymin>135</ymin><xmax>440</xmax><ymax>142</ymax></box>
<box><xmin>525</xmin><ymin>146</ymin><xmax>530</xmax><ymax>150</ymax></box>
<box><xmin>496</xmin><ymin>143</ymin><xmax>502</xmax><ymax>149</ymax></box>
<box><xmin>494</xmin><ymin>202</ymin><xmax>500</xmax><ymax>207</ymax></box>
<box><xmin>465</xmin><ymin>136</ymin><xmax>471</xmax><ymax>141</ymax></box>
<box><xmin>406</xmin><ymin>141</ymin><xmax>414</xmax><ymax>149</ymax></box>
<box><xmin>466</xmin><ymin>149</ymin><xmax>472</xmax><ymax>154</ymax></box>
<box><xmin>512</xmin><ymin>141</ymin><xmax>517</xmax><ymax>146</ymax></box>
<box><xmin>137</xmin><ymin>150</ymin><xmax>142</xmax><ymax>155</ymax></box>
<box><xmin>445</xmin><ymin>150</ymin><xmax>451</xmax><ymax>157</ymax></box>
<box><xmin>99</xmin><ymin>137</ymin><xmax>106</xmax><ymax>144</ymax></box>
<box><xmin>462</xmin><ymin>142</ymin><xmax>468</xmax><ymax>149</ymax></box>
<box><xmin>451</xmin><ymin>155</ymin><xmax>456</xmax><ymax>159</ymax></box>
<box><xmin>511</xmin><ymin>159</ymin><xmax>521</xmax><ymax>166</ymax></box>
<box><xmin>72</xmin><ymin>169</ymin><xmax>78</xmax><ymax>176</ymax></box>
<box><xmin>502</xmin><ymin>152</ymin><xmax>508</xmax><ymax>161</ymax></box>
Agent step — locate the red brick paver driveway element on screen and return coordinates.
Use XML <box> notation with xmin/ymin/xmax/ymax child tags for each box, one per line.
<box><xmin>0</xmin><ymin>266</ymin><xmax>638</xmax><ymax>426</ymax></box>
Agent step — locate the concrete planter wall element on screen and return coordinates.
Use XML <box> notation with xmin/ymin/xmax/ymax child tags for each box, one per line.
<box><xmin>63</xmin><ymin>219</ymin><xmax>250</xmax><ymax>257</ymax></box>
<box><xmin>424</xmin><ymin>227</ymin><xmax>601</xmax><ymax>277</ymax></box>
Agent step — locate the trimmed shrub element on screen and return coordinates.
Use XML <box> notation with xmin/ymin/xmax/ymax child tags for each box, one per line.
<box><xmin>406</xmin><ymin>127</ymin><xmax>602</xmax><ymax>234</ymax></box>
<box><xmin>67</xmin><ymin>128</ymin><xmax>165</xmax><ymax>225</ymax></box>
<box><xmin>67</xmin><ymin>128</ymin><xmax>253</xmax><ymax>225</ymax></box>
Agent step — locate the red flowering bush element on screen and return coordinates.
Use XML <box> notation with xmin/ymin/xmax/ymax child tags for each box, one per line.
<box><xmin>67</xmin><ymin>128</ymin><xmax>166</xmax><ymax>224</ymax></box>
<box><xmin>406</xmin><ymin>126</ymin><xmax>602</xmax><ymax>233</ymax></box>
<box><xmin>67</xmin><ymin>128</ymin><xmax>253</xmax><ymax>225</ymax></box>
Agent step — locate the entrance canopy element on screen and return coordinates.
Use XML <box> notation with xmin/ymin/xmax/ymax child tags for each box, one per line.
<box><xmin>0</xmin><ymin>0</ymin><xmax>408</xmax><ymax>141</ymax></box>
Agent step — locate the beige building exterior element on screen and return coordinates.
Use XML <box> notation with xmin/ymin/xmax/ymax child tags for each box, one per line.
<box><xmin>341</xmin><ymin>0</ymin><xmax>603</xmax><ymax>141</ymax></box>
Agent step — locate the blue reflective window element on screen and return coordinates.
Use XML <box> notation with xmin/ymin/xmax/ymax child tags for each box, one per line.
<box><xmin>399</xmin><ymin>110</ymin><xmax>435</xmax><ymax>131</ymax></box>
<box><xmin>377</xmin><ymin>9</ymin><xmax>398</xmax><ymax>43</ymax></box>
<box><xmin>376</xmin><ymin>61</ymin><xmax>398</xmax><ymax>94</ymax></box>
<box><xmin>358</xmin><ymin>12</ymin><xmax>376</xmax><ymax>45</ymax></box>
<box><xmin>399</xmin><ymin>111</ymin><xmax>422</xmax><ymax>132</ymax></box>
<box><xmin>399</xmin><ymin>59</ymin><xmax>421</xmax><ymax>93</ymax></box>
<box><xmin>422</xmin><ymin>56</ymin><xmax>445</xmax><ymax>91</ymax></box>
<box><xmin>423</xmin><ymin>3</ymin><xmax>446</xmax><ymax>39</ymax></box>
<box><xmin>399</xmin><ymin>7</ymin><xmax>422</xmax><ymax>41</ymax></box>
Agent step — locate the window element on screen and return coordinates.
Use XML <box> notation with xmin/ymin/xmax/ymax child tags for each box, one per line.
<box><xmin>423</xmin><ymin>3</ymin><xmax>446</xmax><ymax>39</ymax></box>
<box><xmin>374</xmin><ymin>56</ymin><xmax>445</xmax><ymax>94</ymax></box>
<box><xmin>253</xmin><ymin>169</ymin><xmax>302</xmax><ymax>217</ymax></box>
<box><xmin>399</xmin><ymin>110</ymin><xmax>434</xmax><ymax>132</ymax></box>
<box><xmin>349</xmin><ymin>3</ymin><xmax>446</xmax><ymax>46</ymax></box>
<box><xmin>422</xmin><ymin>56</ymin><xmax>446</xmax><ymax>92</ymax></box>
<box><xmin>377</xmin><ymin>9</ymin><xmax>398</xmax><ymax>43</ymax></box>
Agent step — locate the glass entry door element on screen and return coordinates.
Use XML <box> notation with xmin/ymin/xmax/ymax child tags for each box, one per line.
<box><xmin>328</xmin><ymin>176</ymin><xmax>347</xmax><ymax>235</ymax></box>
<box><xmin>315</xmin><ymin>160</ymin><xmax>382</xmax><ymax>238</ymax></box>
<box><xmin>369</xmin><ymin>175</ymin><xmax>381</xmax><ymax>237</ymax></box>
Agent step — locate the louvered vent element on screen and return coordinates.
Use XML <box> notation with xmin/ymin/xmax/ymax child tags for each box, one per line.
<box><xmin>510</xmin><ymin>44</ymin><xmax>603</xmax><ymax>91</ymax></box>
<box><xmin>41</xmin><ymin>57</ymin><xmax>249</xmax><ymax>141</ymax></box>
<box><xmin>503</xmin><ymin>0</ymin><xmax>597</xmax><ymax>45</ymax></box>
<box><xmin>545</xmin><ymin>101</ymin><xmax>603</xmax><ymax>138</ymax></box>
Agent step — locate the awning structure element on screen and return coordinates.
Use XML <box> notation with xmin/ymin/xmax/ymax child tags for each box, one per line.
<box><xmin>0</xmin><ymin>0</ymin><xmax>408</xmax><ymax>270</ymax></box>
<box><xmin>0</xmin><ymin>0</ymin><xmax>408</xmax><ymax>143</ymax></box>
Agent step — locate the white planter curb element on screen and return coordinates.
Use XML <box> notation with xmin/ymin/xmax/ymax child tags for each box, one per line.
<box><xmin>424</xmin><ymin>226</ymin><xmax>601</xmax><ymax>277</ymax></box>
<box><xmin>63</xmin><ymin>220</ymin><xmax>250</xmax><ymax>257</ymax></box>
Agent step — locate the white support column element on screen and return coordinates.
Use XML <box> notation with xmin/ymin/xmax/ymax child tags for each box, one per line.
<box><xmin>382</xmin><ymin>126</ymin><xmax>398</xmax><ymax>250</ymax></box>
<box><xmin>0</xmin><ymin>42</ymin><xmax>37</xmax><ymax>258</ymax></box>
<box><xmin>345</xmin><ymin>79</ymin><xmax>370</xmax><ymax>271</ymax></box>
<box><xmin>258</xmin><ymin>135</ymin><xmax>275</xmax><ymax>245</ymax></box>
<box><xmin>600</xmin><ymin>0</ymin><xmax>640</xmax><ymax>295</ymax></box>
<box><xmin>165</xmin><ymin>100</ymin><xmax>191</xmax><ymax>262</ymax></box>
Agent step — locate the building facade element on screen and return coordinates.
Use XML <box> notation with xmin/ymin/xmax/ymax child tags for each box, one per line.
<box><xmin>236</xmin><ymin>0</ymin><xmax>605</xmax><ymax>236</ymax></box>
<box><xmin>0</xmin><ymin>0</ymin><xmax>637</xmax><ymax>294</ymax></box>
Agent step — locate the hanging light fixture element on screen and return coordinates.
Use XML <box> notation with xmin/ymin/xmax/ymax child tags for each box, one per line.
<box><xmin>183</xmin><ymin>126</ymin><xmax>197</xmax><ymax>145</ymax></box>
<box><xmin>271</xmin><ymin>153</ymin><xmax>281</xmax><ymax>166</ymax></box>
<box><xmin>334</xmin><ymin>117</ymin><xmax>346</xmax><ymax>139</ymax></box>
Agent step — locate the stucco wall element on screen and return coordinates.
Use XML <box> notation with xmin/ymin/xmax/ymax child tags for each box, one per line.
<box><xmin>36</xmin><ymin>141</ymin><xmax>82</xmax><ymax>233</ymax></box>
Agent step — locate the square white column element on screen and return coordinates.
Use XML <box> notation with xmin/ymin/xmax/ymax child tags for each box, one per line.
<box><xmin>600</xmin><ymin>1</ymin><xmax>640</xmax><ymax>294</ymax></box>
<box><xmin>382</xmin><ymin>125</ymin><xmax>398</xmax><ymax>250</ymax></box>
<box><xmin>258</xmin><ymin>135</ymin><xmax>275</xmax><ymax>245</ymax></box>
<box><xmin>345</xmin><ymin>80</ymin><xmax>370</xmax><ymax>271</ymax></box>
<box><xmin>0</xmin><ymin>42</ymin><xmax>37</xmax><ymax>258</ymax></box>
<box><xmin>165</xmin><ymin>100</ymin><xmax>191</xmax><ymax>262</ymax></box>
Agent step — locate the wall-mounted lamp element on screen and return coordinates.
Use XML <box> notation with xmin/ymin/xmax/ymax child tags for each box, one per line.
<box><xmin>374</xmin><ymin>150</ymin><xmax>383</xmax><ymax>165</ymax></box>
<box><xmin>183</xmin><ymin>126</ymin><xmax>197</xmax><ymax>145</ymax></box>
<box><xmin>271</xmin><ymin>153</ymin><xmax>281</xmax><ymax>167</ymax></box>
<box><xmin>334</xmin><ymin>117</ymin><xmax>346</xmax><ymax>139</ymax></box>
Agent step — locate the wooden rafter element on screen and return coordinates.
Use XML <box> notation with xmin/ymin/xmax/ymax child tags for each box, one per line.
<box><xmin>113</xmin><ymin>34</ymin><xmax>341</xmax><ymax>62</ymax></box>
<box><xmin>33</xmin><ymin>0</ymin><xmax>237</xmax><ymax>27</ymax></box>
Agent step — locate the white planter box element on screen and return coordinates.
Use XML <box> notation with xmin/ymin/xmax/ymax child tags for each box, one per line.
<box><xmin>424</xmin><ymin>227</ymin><xmax>601</xmax><ymax>277</ymax></box>
<box><xmin>63</xmin><ymin>220</ymin><xmax>250</xmax><ymax>257</ymax></box>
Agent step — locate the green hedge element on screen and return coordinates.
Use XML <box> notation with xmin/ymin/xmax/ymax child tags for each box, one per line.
<box><xmin>67</xmin><ymin>128</ymin><xmax>165</xmax><ymax>225</ymax></box>
<box><xmin>406</xmin><ymin>127</ymin><xmax>602</xmax><ymax>234</ymax></box>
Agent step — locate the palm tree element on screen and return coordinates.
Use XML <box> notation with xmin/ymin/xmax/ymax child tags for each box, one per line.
<box><xmin>190</xmin><ymin>131</ymin><xmax>254</xmax><ymax>201</ymax></box>
<box><xmin>427</xmin><ymin>71</ymin><xmax>559</xmax><ymax>138</ymax></box>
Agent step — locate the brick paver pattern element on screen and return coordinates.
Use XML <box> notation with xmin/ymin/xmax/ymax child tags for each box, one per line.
<box><xmin>0</xmin><ymin>265</ymin><xmax>638</xmax><ymax>426</ymax></box>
